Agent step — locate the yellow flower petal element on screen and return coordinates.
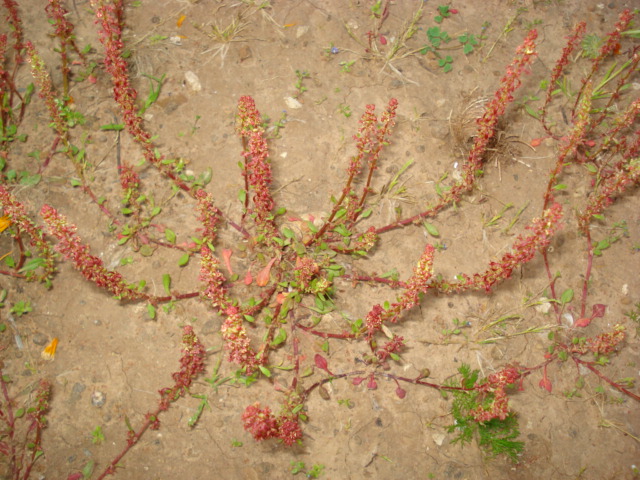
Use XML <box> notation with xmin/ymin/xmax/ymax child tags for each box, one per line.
<box><xmin>41</xmin><ymin>337</ymin><xmax>59</xmax><ymax>360</ymax></box>
<box><xmin>0</xmin><ymin>215</ymin><xmax>11</xmax><ymax>233</ymax></box>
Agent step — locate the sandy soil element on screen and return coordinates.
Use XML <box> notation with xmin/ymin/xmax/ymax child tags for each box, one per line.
<box><xmin>1</xmin><ymin>1</ymin><xmax>639</xmax><ymax>479</ymax></box>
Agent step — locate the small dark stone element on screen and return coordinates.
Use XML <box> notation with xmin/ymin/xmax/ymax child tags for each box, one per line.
<box><xmin>151</xmin><ymin>16</ymin><xmax>160</xmax><ymax>24</ymax></box>
<box><xmin>69</xmin><ymin>383</ymin><xmax>86</xmax><ymax>403</ymax></box>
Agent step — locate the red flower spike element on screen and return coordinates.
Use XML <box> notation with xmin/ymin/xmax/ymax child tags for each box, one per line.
<box><xmin>591</xmin><ymin>304</ymin><xmax>606</xmax><ymax>319</ymax></box>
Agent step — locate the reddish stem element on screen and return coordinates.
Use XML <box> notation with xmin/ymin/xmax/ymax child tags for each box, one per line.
<box><xmin>573</xmin><ymin>357</ymin><xmax>640</xmax><ymax>402</ymax></box>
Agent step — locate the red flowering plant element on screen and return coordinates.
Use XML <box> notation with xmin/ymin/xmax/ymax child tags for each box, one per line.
<box><xmin>1</xmin><ymin>2</ymin><xmax>639</xmax><ymax>477</ymax></box>
<box><xmin>0</xmin><ymin>185</ymin><xmax>55</xmax><ymax>283</ymax></box>
<box><xmin>0</xmin><ymin>374</ymin><xmax>51</xmax><ymax>480</ymax></box>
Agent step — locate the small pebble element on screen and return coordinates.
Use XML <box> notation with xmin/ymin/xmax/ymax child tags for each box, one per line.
<box><xmin>91</xmin><ymin>391</ymin><xmax>107</xmax><ymax>408</ymax></box>
<box><xmin>284</xmin><ymin>96</ymin><xmax>302</xmax><ymax>109</ymax></box>
<box><xmin>184</xmin><ymin>71</ymin><xmax>202</xmax><ymax>92</ymax></box>
<box><xmin>32</xmin><ymin>332</ymin><xmax>49</xmax><ymax>346</ymax></box>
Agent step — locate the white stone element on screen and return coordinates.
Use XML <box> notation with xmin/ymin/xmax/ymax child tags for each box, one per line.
<box><xmin>284</xmin><ymin>96</ymin><xmax>303</xmax><ymax>109</ymax></box>
<box><xmin>184</xmin><ymin>71</ymin><xmax>202</xmax><ymax>92</ymax></box>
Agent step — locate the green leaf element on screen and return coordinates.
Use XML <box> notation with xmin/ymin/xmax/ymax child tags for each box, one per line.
<box><xmin>164</xmin><ymin>228</ymin><xmax>176</xmax><ymax>244</ymax></box>
<box><xmin>560</xmin><ymin>288</ymin><xmax>574</xmax><ymax>305</ymax></box>
<box><xmin>243</xmin><ymin>314</ymin><xmax>255</xmax><ymax>323</ymax></box>
<box><xmin>19</xmin><ymin>257</ymin><xmax>46</xmax><ymax>273</ymax></box>
<box><xmin>147</xmin><ymin>304</ymin><xmax>156</xmax><ymax>319</ymax></box>
<box><xmin>162</xmin><ymin>274</ymin><xmax>171</xmax><ymax>294</ymax></box>
<box><xmin>178</xmin><ymin>253</ymin><xmax>190</xmax><ymax>266</ymax></box>
<box><xmin>423</xmin><ymin>221</ymin><xmax>439</xmax><ymax>237</ymax></box>
<box><xmin>361</xmin><ymin>208</ymin><xmax>373</xmax><ymax>218</ymax></box>
<box><xmin>553</xmin><ymin>184</ymin><xmax>567</xmax><ymax>190</ymax></box>
<box><xmin>282</xmin><ymin>227</ymin><xmax>296</xmax><ymax>239</ymax></box>
<box><xmin>70</xmin><ymin>178</ymin><xmax>82</xmax><ymax>187</ymax></box>
<box><xmin>259</xmin><ymin>365</ymin><xmax>271</xmax><ymax>377</ymax></box>
<box><xmin>271</xmin><ymin>328</ymin><xmax>287</xmax><ymax>347</ymax></box>
<box><xmin>20</xmin><ymin>173</ymin><xmax>41</xmax><ymax>186</ymax></box>
<box><xmin>100</xmin><ymin>123</ymin><xmax>125</xmax><ymax>131</ymax></box>
<box><xmin>238</xmin><ymin>189</ymin><xmax>246</xmax><ymax>203</ymax></box>
<box><xmin>335</xmin><ymin>208</ymin><xmax>347</xmax><ymax>220</ymax></box>
<box><xmin>82</xmin><ymin>460</ymin><xmax>95</xmax><ymax>478</ymax></box>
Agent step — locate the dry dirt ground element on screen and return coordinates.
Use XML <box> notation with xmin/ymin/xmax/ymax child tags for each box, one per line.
<box><xmin>1</xmin><ymin>0</ymin><xmax>639</xmax><ymax>479</ymax></box>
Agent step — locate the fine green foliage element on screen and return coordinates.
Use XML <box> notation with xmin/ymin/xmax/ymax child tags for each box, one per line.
<box><xmin>446</xmin><ymin>364</ymin><xmax>524</xmax><ymax>462</ymax></box>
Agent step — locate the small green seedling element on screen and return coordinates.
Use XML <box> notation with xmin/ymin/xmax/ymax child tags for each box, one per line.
<box><xmin>92</xmin><ymin>426</ymin><xmax>105</xmax><ymax>445</ymax></box>
<box><xmin>339</xmin><ymin>60</ymin><xmax>356</xmax><ymax>72</ymax></box>
<box><xmin>459</xmin><ymin>32</ymin><xmax>479</xmax><ymax>55</ymax></box>
<box><xmin>438</xmin><ymin>55</ymin><xmax>453</xmax><ymax>72</ymax></box>
<box><xmin>10</xmin><ymin>300</ymin><xmax>32</xmax><ymax>317</ymax></box>
<box><xmin>294</xmin><ymin>70</ymin><xmax>310</xmax><ymax>97</ymax></box>
<box><xmin>337</xmin><ymin>103</ymin><xmax>352</xmax><ymax>118</ymax></box>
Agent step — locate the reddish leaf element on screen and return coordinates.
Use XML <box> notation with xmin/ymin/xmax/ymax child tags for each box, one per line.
<box><xmin>591</xmin><ymin>303</ymin><xmax>606</xmax><ymax>319</ymax></box>
<box><xmin>574</xmin><ymin>317</ymin><xmax>591</xmax><ymax>328</ymax></box>
<box><xmin>314</xmin><ymin>354</ymin><xmax>328</xmax><ymax>371</ymax></box>
<box><xmin>530</xmin><ymin>137</ymin><xmax>544</xmax><ymax>147</ymax></box>
<box><xmin>67</xmin><ymin>474</ymin><xmax>83</xmax><ymax>480</ymax></box>
<box><xmin>395</xmin><ymin>386</ymin><xmax>407</xmax><ymax>399</ymax></box>
<box><xmin>243</xmin><ymin>269</ymin><xmax>253</xmax><ymax>285</ymax></box>
<box><xmin>379</xmin><ymin>34</ymin><xmax>387</xmax><ymax>45</ymax></box>
<box><xmin>352</xmin><ymin>376</ymin><xmax>364</xmax><ymax>386</ymax></box>
<box><xmin>222</xmin><ymin>249</ymin><xmax>233</xmax><ymax>275</ymax></box>
<box><xmin>539</xmin><ymin>376</ymin><xmax>552</xmax><ymax>393</ymax></box>
<box><xmin>256</xmin><ymin>257</ymin><xmax>276</xmax><ymax>287</ymax></box>
<box><xmin>367</xmin><ymin>375</ymin><xmax>377</xmax><ymax>390</ymax></box>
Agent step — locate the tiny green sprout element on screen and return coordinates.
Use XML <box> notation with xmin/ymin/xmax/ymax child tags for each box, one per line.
<box><xmin>92</xmin><ymin>425</ymin><xmax>105</xmax><ymax>445</ymax></box>
<box><xmin>434</xmin><ymin>5</ymin><xmax>454</xmax><ymax>24</ymax></box>
<box><xmin>339</xmin><ymin>60</ymin><xmax>355</xmax><ymax>73</ymax></box>
<box><xmin>458</xmin><ymin>32</ymin><xmax>479</xmax><ymax>55</ymax></box>
<box><xmin>337</xmin><ymin>103</ymin><xmax>352</xmax><ymax>118</ymax></box>
<box><xmin>291</xmin><ymin>461</ymin><xmax>306</xmax><ymax>475</ymax></box>
<box><xmin>294</xmin><ymin>70</ymin><xmax>310</xmax><ymax>97</ymax></box>
<box><xmin>231</xmin><ymin>439</ymin><xmax>243</xmax><ymax>447</ymax></box>
<box><xmin>438</xmin><ymin>55</ymin><xmax>453</xmax><ymax>73</ymax></box>
<box><xmin>10</xmin><ymin>300</ymin><xmax>32</xmax><ymax>317</ymax></box>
